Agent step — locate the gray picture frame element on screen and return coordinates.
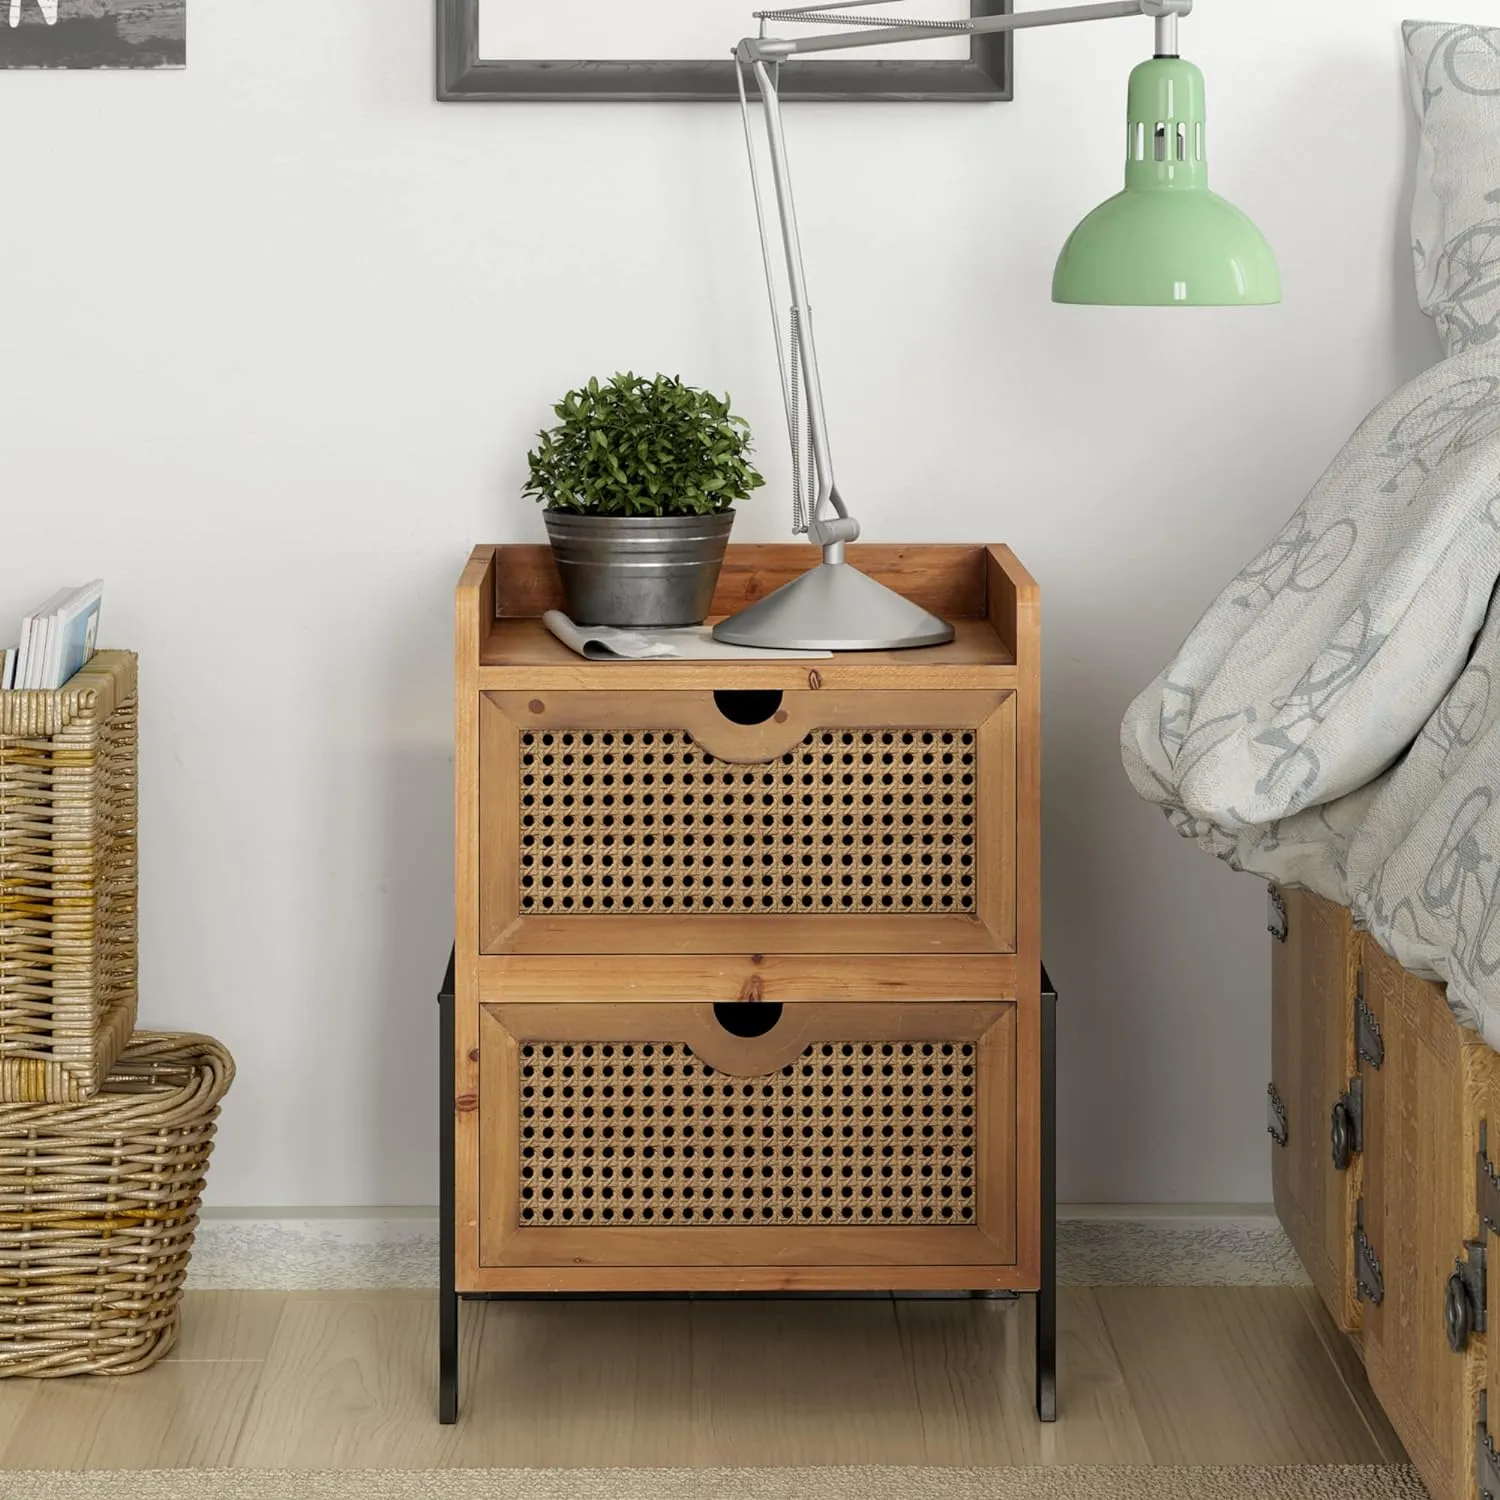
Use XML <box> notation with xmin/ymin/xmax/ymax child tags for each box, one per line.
<box><xmin>437</xmin><ymin>0</ymin><xmax>1013</xmax><ymax>102</ymax></box>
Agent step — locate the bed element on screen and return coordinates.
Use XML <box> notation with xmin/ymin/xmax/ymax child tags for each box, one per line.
<box><xmin>1126</xmin><ymin>24</ymin><xmax>1500</xmax><ymax>1500</ymax></box>
<box><xmin>1125</xmin><ymin>22</ymin><xmax>1500</xmax><ymax>1050</ymax></box>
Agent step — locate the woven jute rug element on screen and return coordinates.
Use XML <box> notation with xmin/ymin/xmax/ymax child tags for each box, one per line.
<box><xmin>0</xmin><ymin>1468</ymin><xmax>1431</xmax><ymax>1499</ymax></box>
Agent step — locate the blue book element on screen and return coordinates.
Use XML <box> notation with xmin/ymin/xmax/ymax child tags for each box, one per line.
<box><xmin>43</xmin><ymin>581</ymin><xmax>103</xmax><ymax>689</ymax></box>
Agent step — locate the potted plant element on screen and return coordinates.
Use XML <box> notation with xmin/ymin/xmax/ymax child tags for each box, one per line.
<box><xmin>525</xmin><ymin>372</ymin><xmax>765</xmax><ymax>628</ymax></box>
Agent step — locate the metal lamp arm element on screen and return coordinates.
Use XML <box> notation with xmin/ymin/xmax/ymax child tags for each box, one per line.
<box><xmin>736</xmin><ymin>0</ymin><xmax>1191</xmax><ymax>558</ymax></box>
<box><xmin>741</xmin><ymin>0</ymin><xmax>1189</xmax><ymax>62</ymax></box>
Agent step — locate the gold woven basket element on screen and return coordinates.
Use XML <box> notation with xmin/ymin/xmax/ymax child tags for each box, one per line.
<box><xmin>0</xmin><ymin>651</ymin><xmax>138</xmax><ymax>1102</ymax></box>
<box><xmin>0</xmin><ymin>1031</ymin><xmax>233</xmax><ymax>1378</ymax></box>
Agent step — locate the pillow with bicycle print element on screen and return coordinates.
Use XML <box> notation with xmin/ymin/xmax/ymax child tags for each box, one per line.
<box><xmin>1121</xmin><ymin>341</ymin><xmax>1500</xmax><ymax>883</ymax></box>
<box><xmin>1405</xmin><ymin>21</ymin><xmax>1500</xmax><ymax>356</ymax></box>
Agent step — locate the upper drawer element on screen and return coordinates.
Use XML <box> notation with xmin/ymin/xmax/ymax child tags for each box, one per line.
<box><xmin>478</xmin><ymin>688</ymin><xmax>1015</xmax><ymax>957</ymax></box>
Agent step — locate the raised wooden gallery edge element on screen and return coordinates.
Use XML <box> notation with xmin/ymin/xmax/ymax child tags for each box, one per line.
<box><xmin>467</xmin><ymin>544</ymin><xmax>1025</xmax><ymax>691</ymax></box>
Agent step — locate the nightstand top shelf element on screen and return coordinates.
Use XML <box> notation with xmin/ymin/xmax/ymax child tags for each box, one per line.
<box><xmin>461</xmin><ymin>543</ymin><xmax>1033</xmax><ymax>692</ymax></box>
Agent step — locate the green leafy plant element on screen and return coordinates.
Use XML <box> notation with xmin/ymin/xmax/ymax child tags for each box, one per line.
<box><xmin>525</xmin><ymin>372</ymin><xmax>765</xmax><ymax>517</ymax></box>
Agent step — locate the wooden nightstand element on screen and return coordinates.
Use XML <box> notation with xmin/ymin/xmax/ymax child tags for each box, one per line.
<box><xmin>440</xmin><ymin>543</ymin><xmax>1053</xmax><ymax>1423</ymax></box>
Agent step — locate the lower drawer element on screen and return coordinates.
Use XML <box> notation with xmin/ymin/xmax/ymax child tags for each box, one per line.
<box><xmin>478</xmin><ymin>1000</ymin><xmax>1021</xmax><ymax>1275</ymax></box>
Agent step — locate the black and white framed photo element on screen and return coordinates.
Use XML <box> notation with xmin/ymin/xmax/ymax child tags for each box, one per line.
<box><xmin>437</xmin><ymin>0</ymin><xmax>1012</xmax><ymax>103</ymax></box>
<box><xmin>0</xmin><ymin>0</ymin><xmax>184</xmax><ymax>69</ymax></box>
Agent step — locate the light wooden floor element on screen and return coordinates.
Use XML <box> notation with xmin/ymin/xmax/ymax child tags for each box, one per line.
<box><xmin>0</xmin><ymin>1287</ymin><xmax>1408</xmax><ymax>1471</ymax></box>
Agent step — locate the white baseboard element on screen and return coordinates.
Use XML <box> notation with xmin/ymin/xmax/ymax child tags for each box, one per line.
<box><xmin>190</xmin><ymin>1208</ymin><xmax>1307</xmax><ymax>1292</ymax></box>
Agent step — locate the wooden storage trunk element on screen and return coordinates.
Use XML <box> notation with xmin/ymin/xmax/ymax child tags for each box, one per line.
<box><xmin>1271</xmin><ymin>888</ymin><xmax>1500</xmax><ymax>1500</ymax></box>
<box><xmin>0</xmin><ymin>652</ymin><xmax>138</xmax><ymax>1103</ymax></box>
<box><xmin>454</xmin><ymin>543</ymin><xmax>1041</xmax><ymax>1297</ymax></box>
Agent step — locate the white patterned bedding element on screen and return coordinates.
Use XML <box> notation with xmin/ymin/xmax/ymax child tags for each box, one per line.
<box><xmin>1122</xmin><ymin>19</ymin><xmax>1500</xmax><ymax>1045</ymax></box>
<box><xmin>1122</xmin><ymin>344</ymin><xmax>1500</xmax><ymax>1045</ymax></box>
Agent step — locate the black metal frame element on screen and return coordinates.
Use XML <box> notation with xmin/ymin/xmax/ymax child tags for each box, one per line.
<box><xmin>436</xmin><ymin>0</ymin><xmax>1014</xmax><ymax>102</ymax></box>
<box><xmin>1037</xmin><ymin>968</ymin><xmax>1057</xmax><ymax>1422</ymax></box>
<box><xmin>437</xmin><ymin>950</ymin><xmax>1058</xmax><ymax>1424</ymax></box>
<box><xmin>438</xmin><ymin>949</ymin><xmax>459</xmax><ymax>1425</ymax></box>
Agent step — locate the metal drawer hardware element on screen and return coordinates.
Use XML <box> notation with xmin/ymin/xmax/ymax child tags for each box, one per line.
<box><xmin>1355</xmin><ymin>977</ymin><xmax>1384</xmax><ymax>1069</ymax></box>
<box><xmin>1331</xmin><ymin>1076</ymin><xmax>1364</xmax><ymax>1173</ymax></box>
<box><xmin>1331</xmin><ymin>984</ymin><xmax>1378</xmax><ymax>1173</ymax></box>
<box><xmin>1268</xmin><ymin>887</ymin><xmax>1288</xmax><ymax>944</ymax></box>
<box><xmin>1480</xmin><ymin>1122</ymin><xmax>1500</xmax><ymax>1235</ymax></box>
<box><xmin>1456</xmin><ymin>1121</ymin><xmax>1500</xmax><ymax>1356</ymax></box>
<box><xmin>1355</xmin><ymin>1201</ymin><xmax>1385</xmax><ymax>1307</ymax></box>
<box><xmin>1267</xmin><ymin>1083</ymin><xmax>1288</xmax><ymax>1148</ymax></box>
<box><xmin>1480</xmin><ymin>1391</ymin><xmax>1500</xmax><ymax>1500</ymax></box>
<box><xmin>1447</xmin><ymin>1242</ymin><xmax>1487</xmax><ymax>1353</ymax></box>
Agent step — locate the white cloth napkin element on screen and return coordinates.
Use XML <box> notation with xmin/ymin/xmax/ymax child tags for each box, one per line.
<box><xmin>542</xmin><ymin>611</ymin><xmax>832</xmax><ymax>662</ymax></box>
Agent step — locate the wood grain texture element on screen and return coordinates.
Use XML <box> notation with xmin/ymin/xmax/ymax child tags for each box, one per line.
<box><xmin>477</xmin><ymin>619</ymin><xmax>1016</xmax><ymax>693</ymax></box>
<box><xmin>446</xmin><ymin>1263</ymin><xmax>1043</xmax><ymax>1295</ymax></box>
<box><xmin>991</xmin><ymin>546</ymin><xmax>1042</xmax><ymax>1290</ymax></box>
<box><xmin>485</xmin><ymin>686</ymin><xmax>1008</xmax><ymax>759</ymax></box>
<box><xmin>487</xmin><ymin>999</ymin><xmax>1009</xmax><ymax>1077</ymax></box>
<box><xmin>486</xmin><ymin>916</ymin><xmax>1010</xmax><ymax>959</ymax></box>
<box><xmin>1096</xmin><ymin>1287</ymin><xmax>1390</xmax><ymax>1465</ymax></box>
<box><xmin>474</xmin><ymin>952</ymin><xmax>1019</xmax><ymax>1004</ymax></box>
<box><xmin>454</xmin><ymin>550</ymin><xmax>492</xmax><ymax>1296</ymax></box>
<box><xmin>455</xmin><ymin>1299</ymin><xmax>694</xmax><ymax>1467</ymax></box>
<box><xmin>896</xmin><ymin>1289</ymin><xmax>1151</xmax><ymax>1464</ymax></box>
<box><xmin>164</xmin><ymin>1292</ymin><xmax>287</xmax><ymax>1363</ymax></box>
<box><xmin>1485</xmin><ymin>1031</ymin><xmax>1500</xmax><ymax>1497</ymax></box>
<box><xmin>1357</xmin><ymin>935</ymin><xmax>1485</xmax><ymax>1500</ymax></box>
<box><xmin>457</xmin><ymin>543</ymin><xmax>1038</xmax><ymax>1300</ymax></box>
<box><xmin>477</xmin><ymin>687</ymin><xmax>1015</xmax><ymax>958</ymax></box>
<box><xmin>978</xmin><ymin>691</ymin><xmax>1018</xmax><ymax>953</ymax></box>
<box><xmin>1295</xmin><ymin>1286</ymin><xmax>1410</xmax><ymax>1466</ymax></box>
<box><xmin>685</xmin><ymin>1298</ymin><xmax>921</xmax><ymax>1465</ymax></box>
<box><xmin>0</xmin><ymin>1360</ymin><xmax>263</xmax><ymax>1469</ymax></box>
<box><xmin>488</xmin><ymin>544</ymin><xmax>994</xmax><ymax>622</ymax></box>
<box><xmin>479</xmin><ymin>1002</ymin><xmax>1017</xmax><ymax>1275</ymax></box>
<box><xmin>0</xmin><ymin>1288</ymin><xmax>1402</xmax><ymax>1471</ymax></box>
<box><xmin>230</xmin><ymin>1296</ymin><xmax>479</xmax><ymax>1470</ymax></box>
<box><xmin>1270</xmin><ymin>889</ymin><xmax>1360</xmax><ymax>1332</ymax></box>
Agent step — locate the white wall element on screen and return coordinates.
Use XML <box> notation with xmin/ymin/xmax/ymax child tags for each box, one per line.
<box><xmin>0</xmin><ymin>0</ymin><xmax>1439</xmax><ymax>1207</ymax></box>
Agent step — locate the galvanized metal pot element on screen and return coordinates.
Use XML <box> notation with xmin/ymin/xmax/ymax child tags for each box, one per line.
<box><xmin>543</xmin><ymin>511</ymin><xmax>736</xmax><ymax>628</ymax></box>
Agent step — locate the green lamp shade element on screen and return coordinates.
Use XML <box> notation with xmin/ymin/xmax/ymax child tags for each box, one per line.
<box><xmin>1053</xmin><ymin>56</ymin><xmax>1281</xmax><ymax>307</ymax></box>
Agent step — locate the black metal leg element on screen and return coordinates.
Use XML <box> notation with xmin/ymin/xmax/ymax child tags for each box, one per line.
<box><xmin>438</xmin><ymin>949</ymin><xmax>460</xmax><ymax>1425</ymax></box>
<box><xmin>1036</xmin><ymin>972</ymin><xmax>1058</xmax><ymax>1423</ymax></box>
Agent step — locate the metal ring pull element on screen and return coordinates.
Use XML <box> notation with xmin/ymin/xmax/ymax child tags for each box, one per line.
<box><xmin>1447</xmin><ymin>1269</ymin><xmax>1475</xmax><ymax>1353</ymax></box>
<box><xmin>1330</xmin><ymin>1098</ymin><xmax>1354</xmax><ymax>1173</ymax></box>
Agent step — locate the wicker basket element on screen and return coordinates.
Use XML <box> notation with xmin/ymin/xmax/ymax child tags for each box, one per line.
<box><xmin>0</xmin><ymin>1031</ymin><xmax>233</xmax><ymax>1377</ymax></box>
<box><xmin>0</xmin><ymin>651</ymin><xmax>138</xmax><ymax>1102</ymax></box>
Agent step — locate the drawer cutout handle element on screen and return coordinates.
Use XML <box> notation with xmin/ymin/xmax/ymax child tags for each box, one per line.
<box><xmin>713</xmin><ymin>1001</ymin><xmax>785</xmax><ymax>1039</ymax></box>
<box><xmin>686</xmin><ymin>1001</ymin><xmax>814</xmax><ymax>1076</ymax></box>
<box><xmin>713</xmin><ymin>690</ymin><xmax>785</xmax><ymax>727</ymax></box>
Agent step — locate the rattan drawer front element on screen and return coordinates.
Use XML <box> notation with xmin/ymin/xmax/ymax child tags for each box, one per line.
<box><xmin>479</xmin><ymin>1001</ymin><xmax>1017</xmax><ymax>1271</ymax></box>
<box><xmin>479</xmin><ymin>689</ymin><xmax>1015</xmax><ymax>956</ymax></box>
<box><xmin>520</xmin><ymin>726</ymin><xmax>976</xmax><ymax>917</ymax></box>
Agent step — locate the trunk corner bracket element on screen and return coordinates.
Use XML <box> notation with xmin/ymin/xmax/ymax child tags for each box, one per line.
<box><xmin>1480</xmin><ymin>1391</ymin><xmax>1500</xmax><ymax>1500</ymax></box>
<box><xmin>1267</xmin><ymin>1083</ymin><xmax>1288</xmax><ymax>1148</ymax></box>
<box><xmin>1356</xmin><ymin>987</ymin><xmax>1384</xmax><ymax>1070</ymax></box>
<box><xmin>1480</xmin><ymin>1122</ymin><xmax>1500</xmax><ymax>1238</ymax></box>
<box><xmin>1268</xmin><ymin>887</ymin><xmax>1288</xmax><ymax>944</ymax></box>
<box><xmin>1355</xmin><ymin>1201</ymin><xmax>1385</xmax><ymax>1307</ymax></box>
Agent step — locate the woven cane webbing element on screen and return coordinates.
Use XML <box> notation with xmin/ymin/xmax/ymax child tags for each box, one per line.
<box><xmin>518</xmin><ymin>728</ymin><xmax>977</xmax><ymax>916</ymax></box>
<box><xmin>518</xmin><ymin>1039</ymin><xmax>978</xmax><ymax>1228</ymax></box>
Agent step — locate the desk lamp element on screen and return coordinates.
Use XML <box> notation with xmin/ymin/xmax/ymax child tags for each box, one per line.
<box><xmin>714</xmin><ymin>0</ymin><xmax>1280</xmax><ymax>651</ymax></box>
